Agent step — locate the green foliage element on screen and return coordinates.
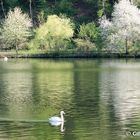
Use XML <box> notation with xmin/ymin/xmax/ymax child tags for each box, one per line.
<box><xmin>0</xmin><ymin>0</ymin><xmax>125</xmax><ymax>55</ymax></box>
<box><xmin>128</xmin><ymin>41</ymin><xmax>140</xmax><ymax>54</ymax></box>
<box><xmin>79</xmin><ymin>22</ymin><xmax>99</xmax><ymax>42</ymax></box>
<box><xmin>1</xmin><ymin>7</ymin><xmax>32</xmax><ymax>53</ymax></box>
<box><xmin>97</xmin><ymin>9</ymin><xmax>104</xmax><ymax>18</ymax></box>
<box><xmin>29</xmin><ymin>15</ymin><xmax>74</xmax><ymax>51</ymax></box>
<box><xmin>78</xmin><ymin>22</ymin><xmax>103</xmax><ymax>51</ymax></box>
<box><xmin>97</xmin><ymin>0</ymin><xmax>115</xmax><ymax>18</ymax></box>
<box><xmin>6</xmin><ymin>0</ymin><xmax>19</xmax><ymax>8</ymax></box>
<box><xmin>56</xmin><ymin>0</ymin><xmax>76</xmax><ymax>16</ymax></box>
<box><xmin>0</xmin><ymin>0</ymin><xmax>116</xmax><ymax>23</ymax></box>
<box><xmin>133</xmin><ymin>0</ymin><xmax>140</xmax><ymax>7</ymax></box>
<box><xmin>74</xmin><ymin>38</ymin><xmax>96</xmax><ymax>51</ymax></box>
<box><xmin>105</xmin><ymin>2</ymin><xmax>113</xmax><ymax>17</ymax></box>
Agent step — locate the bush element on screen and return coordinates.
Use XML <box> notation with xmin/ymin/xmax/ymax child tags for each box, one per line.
<box><xmin>78</xmin><ymin>22</ymin><xmax>103</xmax><ymax>51</ymax></box>
<box><xmin>79</xmin><ymin>22</ymin><xmax>99</xmax><ymax>42</ymax></box>
<box><xmin>1</xmin><ymin>7</ymin><xmax>32</xmax><ymax>54</ymax></box>
<box><xmin>29</xmin><ymin>15</ymin><xmax>74</xmax><ymax>51</ymax></box>
<box><xmin>74</xmin><ymin>38</ymin><xmax>96</xmax><ymax>51</ymax></box>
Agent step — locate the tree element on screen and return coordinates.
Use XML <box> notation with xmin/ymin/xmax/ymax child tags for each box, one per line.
<box><xmin>100</xmin><ymin>0</ymin><xmax>140</xmax><ymax>54</ymax></box>
<box><xmin>30</xmin><ymin>15</ymin><xmax>74</xmax><ymax>51</ymax></box>
<box><xmin>29</xmin><ymin>0</ymin><xmax>33</xmax><ymax>22</ymax></box>
<box><xmin>0</xmin><ymin>0</ymin><xmax>5</xmax><ymax>17</ymax></box>
<box><xmin>1</xmin><ymin>7</ymin><xmax>32</xmax><ymax>54</ymax></box>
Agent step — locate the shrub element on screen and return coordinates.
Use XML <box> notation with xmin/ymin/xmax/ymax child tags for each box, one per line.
<box><xmin>79</xmin><ymin>22</ymin><xmax>99</xmax><ymax>42</ymax></box>
<box><xmin>78</xmin><ymin>22</ymin><xmax>102</xmax><ymax>51</ymax></box>
<box><xmin>74</xmin><ymin>38</ymin><xmax>96</xmax><ymax>51</ymax></box>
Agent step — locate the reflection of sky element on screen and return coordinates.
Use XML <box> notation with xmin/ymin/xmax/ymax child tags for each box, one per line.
<box><xmin>99</xmin><ymin>61</ymin><xmax>140</xmax><ymax>125</ymax></box>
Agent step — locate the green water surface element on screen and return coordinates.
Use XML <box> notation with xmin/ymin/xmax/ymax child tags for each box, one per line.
<box><xmin>0</xmin><ymin>59</ymin><xmax>140</xmax><ymax>140</ymax></box>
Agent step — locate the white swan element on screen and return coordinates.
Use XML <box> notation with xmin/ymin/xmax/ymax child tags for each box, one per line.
<box><xmin>49</xmin><ymin>111</ymin><xmax>65</xmax><ymax>126</ymax></box>
<box><xmin>4</xmin><ymin>57</ymin><xmax>8</xmax><ymax>61</ymax></box>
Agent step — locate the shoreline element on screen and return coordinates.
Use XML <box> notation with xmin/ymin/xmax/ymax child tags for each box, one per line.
<box><xmin>0</xmin><ymin>51</ymin><xmax>139</xmax><ymax>59</ymax></box>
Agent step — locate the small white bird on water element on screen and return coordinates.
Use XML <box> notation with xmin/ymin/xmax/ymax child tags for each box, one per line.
<box><xmin>4</xmin><ymin>57</ymin><xmax>8</xmax><ymax>61</ymax></box>
<box><xmin>49</xmin><ymin>111</ymin><xmax>65</xmax><ymax>126</ymax></box>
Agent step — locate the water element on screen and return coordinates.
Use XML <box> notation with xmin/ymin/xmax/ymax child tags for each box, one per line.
<box><xmin>0</xmin><ymin>58</ymin><xmax>140</xmax><ymax>140</ymax></box>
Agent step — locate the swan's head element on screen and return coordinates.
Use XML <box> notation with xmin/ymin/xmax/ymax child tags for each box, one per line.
<box><xmin>60</xmin><ymin>111</ymin><xmax>65</xmax><ymax>115</ymax></box>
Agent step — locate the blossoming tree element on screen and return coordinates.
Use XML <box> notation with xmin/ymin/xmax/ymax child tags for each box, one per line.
<box><xmin>100</xmin><ymin>0</ymin><xmax>140</xmax><ymax>54</ymax></box>
<box><xmin>1</xmin><ymin>7</ymin><xmax>32</xmax><ymax>54</ymax></box>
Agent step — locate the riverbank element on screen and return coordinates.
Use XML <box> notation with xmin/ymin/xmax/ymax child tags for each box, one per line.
<box><xmin>0</xmin><ymin>51</ymin><xmax>139</xmax><ymax>58</ymax></box>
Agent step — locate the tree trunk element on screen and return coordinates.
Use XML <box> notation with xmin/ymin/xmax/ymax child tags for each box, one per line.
<box><xmin>102</xmin><ymin>0</ymin><xmax>105</xmax><ymax>15</ymax></box>
<box><xmin>15</xmin><ymin>43</ymin><xmax>18</xmax><ymax>56</ymax></box>
<box><xmin>0</xmin><ymin>0</ymin><xmax>5</xmax><ymax>18</ymax></box>
<box><xmin>129</xmin><ymin>0</ymin><xmax>133</xmax><ymax>4</ymax></box>
<box><xmin>125</xmin><ymin>37</ymin><xmax>128</xmax><ymax>55</ymax></box>
<box><xmin>29</xmin><ymin>0</ymin><xmax>33</xmax><ymax>22</ymax></box>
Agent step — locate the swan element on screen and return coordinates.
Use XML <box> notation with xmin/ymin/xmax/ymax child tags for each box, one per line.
<box><xmin>4</xmin><ymin>57</ymin><xmax>8</xmax><ymax>61</ymax></box>
<box><xmin>49</xmin><ymin>111</ymin><xmax>65</xmax><ymax>126</ymax></box>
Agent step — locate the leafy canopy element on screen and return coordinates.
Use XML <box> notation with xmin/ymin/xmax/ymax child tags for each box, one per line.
<box><xmin>31</xmin><ymin>15</ymin><xmax>74</xmax><ymax>50</ymax></box>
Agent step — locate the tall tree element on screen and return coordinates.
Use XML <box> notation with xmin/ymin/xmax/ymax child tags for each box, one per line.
<box><xmin>102</xmin><ymin>0</ymin><xmax>106</xmax><ymax>15</ymax></box>
<box><xmin>0</xmin><ymin>0</ymin><xmax>5</xmax><ymax>17</ymax></box>
<box><xmin>29</xmin><ymin>0</ymin><xmax>33</xmax><ymax>22</ymax></box>
<box><xmin>100</xmin><ymin>0</ymin><xmax>140</xmax><ymax>54</ymax></box>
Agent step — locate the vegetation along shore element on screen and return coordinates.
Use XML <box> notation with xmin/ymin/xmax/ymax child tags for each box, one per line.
<box><xmin>0</xmin><ymin>0</ymin><xmax>140</xmax><ymax>58</ymax></box>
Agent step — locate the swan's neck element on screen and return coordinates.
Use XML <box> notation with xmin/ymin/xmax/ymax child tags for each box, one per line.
<box><xmin>60</xmin><ymin>113</ymin><xmax>64</xmax><ymax>122</ymax></box>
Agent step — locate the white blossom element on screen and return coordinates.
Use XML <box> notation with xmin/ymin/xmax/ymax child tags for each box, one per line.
<box><xmin>99</xmin><ymin>0</ymin><xmax>140</xmax><ymax>52</ymax></box>
<box><xmin>1</xmin><ymin>7</ymin><xmax>32</xmax><ymax>52</ymax></box>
